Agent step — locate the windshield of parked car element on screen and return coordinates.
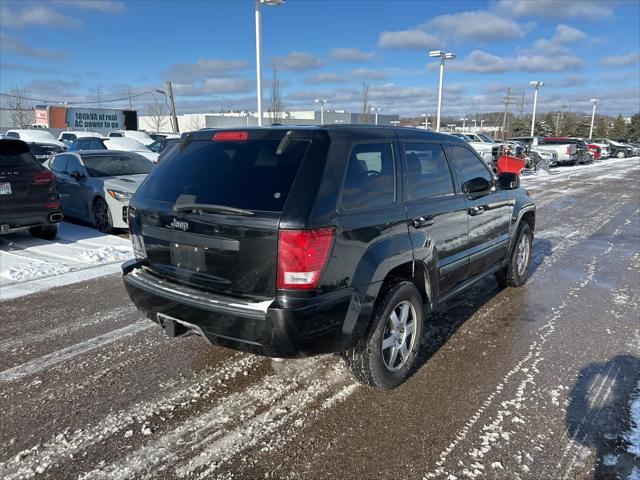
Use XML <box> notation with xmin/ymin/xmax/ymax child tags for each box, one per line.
<box><xmin>478</xmin><ymin>133</ymin><xmax>496</xmax><ymax>143</ymax></box>
<box><xmin>82</xmin><ymin>154</ymin><xmax>154</xmax><ymax>177</ymax></box>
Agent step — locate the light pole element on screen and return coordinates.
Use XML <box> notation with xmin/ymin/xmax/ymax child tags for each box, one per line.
<box><xmin>370</xmin><ymin>106</ymin><xmax>382</xmax><ymax>125</ymax></box>
<box><xmin>314</xmin><ymin>98</ymin><xmax>328</xmax><ymax>124</ymax></box>
<box><xmin>461</xmin><ymin>117</ymin><xmax>467</xmax><ymax>130</ymax></box>
<box><xmin>255</xmin><ymin>0</ymin><xmax>285</xmax><ymax>127</ymax></box>
<box><xmin>472</xmin><ymin>119</ymin><xmax>477</xmax><ymax>130</ymax></box>
<box><xmin>589</xmin><ymin>98</ymin><xmax>599</xmax><ymax>139</ymax></box>
<box><xmin>529</xmin><ymin>80</ymin><xmax>544</xmax><ymax>136</ymax></box>
<box><xmin>429</xmin><ymin>50</ymin><xmax>456</xmax><ymax>132</ymax></box>
<box><xmin>422</xmin><ymin>113</ymin><xmax>431</xmax><ymax>129</ymax></box>
<box><xmin>480</xmin><ymin>119</ymin><xmax>485</xmax><ymax>132</ymax></box>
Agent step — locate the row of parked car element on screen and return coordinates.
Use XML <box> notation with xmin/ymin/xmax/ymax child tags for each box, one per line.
<box><xmin>1</xmin><ymin>129</ymin><xmax>182</xmax><ymax>165</ymax></box>
<box><xmin>451</xmin><ymin>131</ymin><xmax>640</xmax><ymax>167</ymax></box>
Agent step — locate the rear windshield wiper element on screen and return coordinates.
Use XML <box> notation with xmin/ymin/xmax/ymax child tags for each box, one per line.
<box><xmin>173</xmin><ymin>202</ymin><xmax>255</xmax><ymax>216</ymax></box>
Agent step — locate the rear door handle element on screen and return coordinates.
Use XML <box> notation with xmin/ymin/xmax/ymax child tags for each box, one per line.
<box><xmin>411</xmin><ymin>216</ymin><xmax>434</xmax><ymax>228</ymax></box>
<box><xmin>468</xmin><ymin>206</ymin><xmax>485</xmax><ymax>216</ymax></box>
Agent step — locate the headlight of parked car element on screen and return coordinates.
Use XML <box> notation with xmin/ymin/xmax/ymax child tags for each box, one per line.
<box><xmin>106</xmin><ymin>189</ymin><xmax>133</xmax><ymax>202</ymax></box>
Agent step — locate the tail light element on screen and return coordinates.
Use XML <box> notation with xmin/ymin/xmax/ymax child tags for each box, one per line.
<box><xmin>32</xmin><ymin>170</ymin><xmax>55</xmax><ymax>184</ymax></box>
<box><xmin>277</xmin><ymin>228</ymin><xmax>335</xmax><ymax>290</ymax></box>
<box><xmin>44</xmin><ymin>201</ymin><xmax>61</xmax><ymax>209</ymax></box>
<box><xmin>213</xmin><ymin>131</ymin><xmax>248</xmax><ymax>142</ymax></box>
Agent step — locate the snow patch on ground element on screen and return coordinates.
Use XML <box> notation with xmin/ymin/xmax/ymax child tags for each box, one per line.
<box><xmin>78</xmin><ymin>246</ymin><xmax>131</xmax><ymax>264</ymax></box>
<box><xmin>5</xmin><ymin>261</ymin><xmax>71</xmax><ymax>282</ymax></box>
<box><xmin>626</xmin><ymin>381</ymin><xmax>640</xmax><ymax>458</ymax></box>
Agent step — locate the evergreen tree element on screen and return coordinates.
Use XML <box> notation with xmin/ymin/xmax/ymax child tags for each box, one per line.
<box><xmin>535</xmin><ymin>120</ymin><xmax>554</xmax><ymax>137</ymax></box>
<box><xmin>511</xmin><ymin>118</ymin><xmax>529</xmax><ymax>136</ymax></box>
<box><xmin>626</xmin><ymin>113</ymin><xmax>640</xmax><ymax>141</ymax></box>
<box><xmin>593</xmin><ymin>118</ymin><xmax>609</xmax><ymax>139</ymax></box>
<box><xmin>609</xmin><ymin>114</ymin><xmax>628</xmax><ymax>139</ymax></box>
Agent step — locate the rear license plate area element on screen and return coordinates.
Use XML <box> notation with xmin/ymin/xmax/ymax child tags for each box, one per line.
<box><xmin>170</xmin><ymin>243</ymin><xmax>207</xmax><ymax>272</ymax></box>
<box><xmin>0</xmin><ymin>182</ymin><xmax>12</xmax><ymax>195</ymax></box>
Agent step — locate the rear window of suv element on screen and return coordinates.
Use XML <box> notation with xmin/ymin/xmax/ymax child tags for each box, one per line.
<box><xmin>135</xmin><ymin>137</ymin><xmax>310</xmax><ymax>212</ymax></box>
<box><xmin>0</xmin><ymin>140</ymin><xmax>39</xmax><ymax>167</ymax></box>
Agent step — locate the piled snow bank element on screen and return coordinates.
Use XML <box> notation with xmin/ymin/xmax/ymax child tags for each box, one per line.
<box><xmin>627</xmin><ymin>381</ymin><xmax>640</xmax><ymax>458</ymax></box>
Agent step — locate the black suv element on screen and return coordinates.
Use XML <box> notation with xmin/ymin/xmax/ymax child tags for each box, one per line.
<box><xmin>123</xmin><ymin>127</ymin><xmax>535</xmax><ymax>389</ymax></box>
<box><xmin>0</xmin><ymin>139</ymin><xmax>63</xmax><ymax>239</ymax></box>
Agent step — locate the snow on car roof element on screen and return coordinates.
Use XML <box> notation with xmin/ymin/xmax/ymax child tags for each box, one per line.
<box><xmin>103</xmin><ymin>137</ymin><xmax>150</xmax><ymax>151</ymax></box>
<box><xmin>8</xmin><ymin>129</ymin><xmax>58</xmax><ymax>142</ymax></box>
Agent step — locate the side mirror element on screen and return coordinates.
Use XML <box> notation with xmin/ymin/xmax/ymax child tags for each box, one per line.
<box><xmin>462</xmin><ymin>176</ymin><xmax>491</xmax><ymax>194</ymax></box>
<box><xmin>69</xmin><ymin>169</ymin><xmax>85</xmax><ymax>181</ymax></box>
<box><xmin>498</xmin><ymin>172</ymin><xmax>520</xmax><ymax>190</ymax></box>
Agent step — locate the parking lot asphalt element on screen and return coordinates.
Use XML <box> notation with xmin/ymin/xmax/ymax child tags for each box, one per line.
<box><xmin>1</xmin><ymin>158</ymin><xmax>639</xmax><ymax>480</ymax></box>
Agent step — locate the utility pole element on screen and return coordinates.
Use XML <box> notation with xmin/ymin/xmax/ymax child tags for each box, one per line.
<box><xmin>166</xmin><ymin>81</ymin><xmax>179</xmax><ymax>134</ymax></box>
<box><xmin>519</xmin><ymin>91</ymin><xmax>525</xmax><ymax>118</ymax></box>
<box><xmin>555</xmin><ymin>104</ymin><xmax>566</xmax><ymax>135</ymax></box>
<box><xmin>502</xmin><ymin>88</ymin><xmax>516</xmax><ymax>140</ymax></box>
<box><xmin>128</xmin><ymin>89</ymin><xmax>132</xmax><ymax>110</ymax></box>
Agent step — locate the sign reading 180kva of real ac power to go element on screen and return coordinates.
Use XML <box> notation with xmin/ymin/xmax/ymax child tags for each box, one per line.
<box><xmin>66</xmin><ymin>108</ymin><xmax>124</xmax><ymax>129</ymax></box>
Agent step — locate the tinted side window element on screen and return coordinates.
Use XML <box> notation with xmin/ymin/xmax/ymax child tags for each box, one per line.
<box><xmin>404</xmin><ymin>143</ymin><xmax>454</xmax><ymax>200</ymax></box>
<box><xmin>75</xmin><ymin>139</ymin><xmax>89</xmax><ymax>150</ymax></box>
<box><xmin>450</xmin><ymin>145</ymin><xmax>492</xmax><ymax>186</ymax></box>
<box><xmin>66</xmin><ymin>156</ymin><xmax>83</xmax><ymax>174</ymax></box>
<box><xmin>6</xmin><ymin>132</ymin><xmax>19</xmax><ymax>139</ymax></box>
<box><xmin>50</xmin><ymin>155</ymin><xmax>68</xmax><ymax>173</ymax></box>
<box><xmin>341</xmin><ymin>143</ymin><xmax>395</xmax><ymax>210</ymax></box>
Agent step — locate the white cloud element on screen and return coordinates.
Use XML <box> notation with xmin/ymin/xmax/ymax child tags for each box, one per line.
<box><xmin>378</xmin><ymin>29</ymin><xmax>442</xmax><ymax>49</ymax></box>
<box><xmin>0</xmin><ymin>33</ymin><xmax>68</xmax><ymax>60</ymax></box>
<box><xmin>305</xmin><ymin>73</ymin><xmax>346</xmax><ymax>84</ymax></box>
<box><xmin>0</xmin><ymin>4</ymin><xmax>82</xmax><ymax>28</ymax></box>
<box><xmin>422</xmin><ymin>11</ymin><xmax>530</xmax><ymax>41</ymax></box>
<box><xmin>600</xmin><ymin>51</ymin><xmax>640</xmax><ymax>67</ymax></box>
<box><xmin>496</xmin><ymin>0</ymin><xmax>614</xmax><ymax>20</ymax></box>
<box><xmin>329</xmin><ymin>47</ymin><xmax>375</xmax><ymax>62</ymax></box>
<box><xmin>271</xmin><ymin>51</ymin><xmax>324</xmax><ymax>71</ymax></box>
<box><xmin>172</xmin><ymin>78</ymin><xmax>254</xmax><ymax>96</ymax></box>
<box><xmin>52</xmin><ymin>0</ymin><xmax>126</xmax><ymax>14</ymax></box>
<box><xmin>531</xmin><ymin>24</ymin><xmax>586</xmax><ymax>54</ymax></box>
<box><xmin>447</xmin><ymin>49</ymin><xmax>583</xmax><ymax>73</ymax></box>
<box><xmin>162</xmin><ymin>59</ymin><xmax>248</xmax><ymax>83</ymax></box>
<box><xmin>349</xmin><ymin>68</ymin><xmax>386</xmax><ymax>80</ymax></box>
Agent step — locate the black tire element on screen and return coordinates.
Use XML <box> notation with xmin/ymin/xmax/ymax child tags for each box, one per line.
<box><xmin>29</xmin><ymin>225</ymin><xmax>58</xmax><ymax>240</ymax></box>
<box><xmin>92</xmin><ymin>197</ymin><xmax>113</xmax><ymax>234</ymax></box>
<box><xmin>343</xmin><ymin>280</ymin><xmax>424</xmax><ymax>390</ymax></box>
<box><xmin>496</xmin><ymin>222</ymin><xmax>533</xmax><ymax>288</ymax></box>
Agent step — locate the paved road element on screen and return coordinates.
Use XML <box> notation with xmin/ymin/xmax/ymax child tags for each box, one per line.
<box><xmin>1</xmin><ymin>158</ymin><xmax>639</xmax><ymax>480</ymax></box>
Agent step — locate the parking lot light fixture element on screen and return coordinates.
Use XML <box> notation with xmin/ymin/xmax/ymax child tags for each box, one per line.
<box><xmin>370</xmin><ymin>106</ymin><xmax>382</xmax><ymax>125</ymax></box>
<box><xmin>255</xmin><ymin>0</ymin><xmax>285</xmax><ymax>127</ymax></box>
<box><xmin>429</xmin><ymin>50</ymin><xmax>456</xmax><ymax>132</ymax></box>
<box><xmin>589</xmin><ymin>98</ymin><xmax>600</xmax><ymax>139</ymax></box>
<box><xmin>461</xmin><ymin>117</ymin><xmax>467</xmax><ymax>130</ymax></box>
<box><xmin>529</xmin><ymin>81</ymin><xmax>544</xmax><ymax>136</ymax></box>
<box><xmin>314</xmin><ymin>99</ymin><xmax>328</xmax><ymax>124</ymax></box>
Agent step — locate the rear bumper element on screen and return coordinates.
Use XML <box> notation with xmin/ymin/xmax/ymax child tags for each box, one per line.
<box><xmin>0</xmin><ymin>207</ymin><xmax>63</xmax><ymax>234</ymax></box>
<box><xmin>122</xmin><ymin>261</ymin><xmax>359</xmax><ymax>357</ymax></box>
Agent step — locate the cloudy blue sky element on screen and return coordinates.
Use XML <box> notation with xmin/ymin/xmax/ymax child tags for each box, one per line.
<box><xmin>1</xmin><ymin>0</ymin><xmax>639</xmax><ymax>117</ymax></box>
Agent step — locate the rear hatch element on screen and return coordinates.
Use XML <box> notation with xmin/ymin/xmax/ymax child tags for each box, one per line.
<box><xmin>129</xmin><ymin>129</ymin><xmax>314</xmax><ymax>299</ymax></box>
<box><xmin>0</xmin><ymin>140</ymin><xmax>53</xmax><ymax>212</ymax></box>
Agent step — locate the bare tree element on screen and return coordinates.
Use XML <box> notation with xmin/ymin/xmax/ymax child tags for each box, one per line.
<box><xmin>360</xmin><ymin>82</ymin><xmax>370</xmax><ymax>124</ymax></box>
<box><xmin>183</xmin><ymin>115</ymin><xmax>205</xmax><ymax>131</ymax></box>
<box><xmin>268</xmin><ymin>68</ymin><xmax>283</xmax><ymax>125</ymax></box>
<box><xmin>8</xmin><ymin>86</ymin><xmax>33</xmax><ymax>128</ymax></box>
<box><xmin>147</xmin><ymin>97</ymin><xmax>167</xmax><ymax>132</ymax></box>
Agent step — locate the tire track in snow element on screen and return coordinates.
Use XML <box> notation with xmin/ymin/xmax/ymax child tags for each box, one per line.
<box><xmin>424</xmin><ymin>254</ymin><xmax>603</xmax><ymax>479</ymax></box>
<box><xmin>0</xmin><ymin>354</ymin><xmax>259</xmax><ymax>479</ymax></box>
<box><xmin>77</xmin><ymin>358</ymin><xmax>351</xmax><ymax>480</ymax></box>
<box><xmin>0</xmin><ymin>321</ymin><xmax>153</xmax><ymax>382</ymax></box>
<box><xmin>0</xmin><ymin>305</ymin><xmax>136</xmax><ymax>354</ymax></box>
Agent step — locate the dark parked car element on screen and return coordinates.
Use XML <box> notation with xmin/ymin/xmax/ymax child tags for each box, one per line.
<box><xmin>27</xmin><ymin>142</ymin><xmax>66</xmax><ymax>164</ymax></box>
<box><xmin>542</xmin><ymin>138</ymin><xmax>591</xmax><ymax>164</ymax></box>
<box><xmin>0</xmin><ymin>139</ymin><xmax>63</xmax><ymax>239</ymax></box>
<box><xmin>122</xmin><ymin>127</ymin><xmax>535</xmax><ymax>389</ymax></box>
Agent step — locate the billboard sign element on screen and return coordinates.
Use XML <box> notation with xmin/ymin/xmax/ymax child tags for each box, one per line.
<box><xmin>66</xmin><ymin>108</ymin><xmax>124</xmax><ymax>129</ymax></box>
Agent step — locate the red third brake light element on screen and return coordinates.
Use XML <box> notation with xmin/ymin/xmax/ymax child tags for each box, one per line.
<box><xmin>277</xmin><ymin>228</ymin><xmax>335</xmax><ymax>290</ymax></box>
<box><xmin>32</xmin><ymin>170</ymin><xmax>55</xmax><ymax>185</ymax></box>
<box><xmin>213</xmin><ymin>131</ymin><xmax>248</xmax><ymax>142</ymax></box>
